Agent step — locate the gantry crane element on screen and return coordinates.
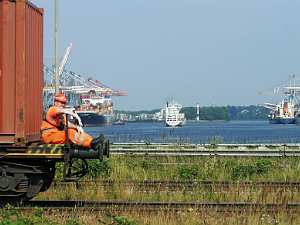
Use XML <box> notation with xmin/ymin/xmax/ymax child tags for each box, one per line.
<box><xmin>43</xmin><ymin>43</ymin><xmax>127</xmax><ymax>104</ymax></box>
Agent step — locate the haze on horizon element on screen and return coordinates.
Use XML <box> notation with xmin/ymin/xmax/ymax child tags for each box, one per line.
<box><xmin>32</xmin><ymin>0</ymin><xmax>300</xmax><ymax>111</ymax></box>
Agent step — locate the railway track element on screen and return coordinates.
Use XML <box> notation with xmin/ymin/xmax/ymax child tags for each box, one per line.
<box><xmin>110</xmin><ymin>143</ymin><xmax>300</xmax><ymax>157</ymax></box>
<box><xmin>53</xmin><ymin>180</ymin><xmax>300</xmax><ymax>192</ymax></box>
<box><xmin>19</xmin><ymin>200</ymin><xmax>300</xmax><ymax>213</ymax></box>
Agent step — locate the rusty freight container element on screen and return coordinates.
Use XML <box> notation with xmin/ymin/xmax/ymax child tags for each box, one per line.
<box><xmin>0</xmin><ymin>0</ymin><xmax>43</xmax><ymax>144</ymax></box>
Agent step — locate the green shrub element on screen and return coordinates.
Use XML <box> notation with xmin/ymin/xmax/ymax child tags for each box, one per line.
<box><xmin>112</xmin><ymin>216</ymin><xmax>138</xmax><ymax>225</ymax></box>
<box><xmin>255</xmin><ymin>159</ymin><xmax>272</xmax><ymax>174</ymax></box>
<box><xmin>88</xmin><ymin>160</ymin><xmax>112</xmax><ymax>178</ymax></box>
<box><xmin>55</xmin><ymin>159</ymin><xmax>112</xmax><ymax>180</ymax></box>
<box><xmin>231</xmin><ymin>160</ymin><xmax>272</xmax><ymax>180</ymax></box>
<box><xmin>66</xmin><ymin>219</ymin><xmax>82</xmax><ymax>225</ymax></box>
<box><xmin>231</xmin><ymin>164</ymin><xmax>257</xmax><ymax>180</ymax></box>
<box><xmin>224</xmin><ymin>159</ymin><xmax>238</xmax><ymax>170</ymax></box>
<box><xmin>55</xmin><ymin>162</ymin><xmax>64</xmax><ymax>180</ymax></box>
<box><xmin>0</xmin><ymin>208</ymin><xmax>61</xmax><ymax>225</ymax></box>
<box><xmin>177</xmin><ymin>165</ymin><xmax>199</xmax><ymax>180</ymax></box>
<box><xmin>126</xmin><ymin>157</ymin><xmax>161</xmax><ymax>171</ymax></box>
<box><xmin>140</xmin><ymin>158</ymin><xmax>161</xmax><ymax>170</ymax></box>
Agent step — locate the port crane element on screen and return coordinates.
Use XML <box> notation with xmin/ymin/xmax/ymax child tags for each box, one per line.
<box><xmin>44</xmin><ymin>67</ymin><xmax>127</xmax><ymax>96</ymax></box>
<box><xmin>43</xmin><ymin>43</ymin><xmax>127</xmax><ymax>102</ymax></box>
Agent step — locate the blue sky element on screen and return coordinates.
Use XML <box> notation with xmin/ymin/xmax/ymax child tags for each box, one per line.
<box><xmin>32</xmin><ymin>0</ymin><xmax>300</xmax><ymax>110</ymax></box>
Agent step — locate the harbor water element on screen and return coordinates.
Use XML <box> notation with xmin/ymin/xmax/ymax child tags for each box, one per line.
<box><xmin>85</xmin><ymin>120</ymin><xmax>300</xmax><ymax>144</ymax></box>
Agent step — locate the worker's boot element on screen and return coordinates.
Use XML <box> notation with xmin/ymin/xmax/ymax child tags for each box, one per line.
<box><xmin>90</xmin><ymin>138</ymin><xmax>99</xmax><ymax>150</ymax></box>
<box><xmin>90</xmin><ymin>134</ymin><xmax>107</xmax><ymax>160</ymax></box>
<box><xmin>90</xmin><ymin>134</ymin><xmax>105</xmax><ymax>151</ymax></box>
<box><xmin>103</xmin><ymin>139</ymin><xmax>110</xmax><ymax>157</ymax></box>
<box><xmin>91</xmin><ymin>134</ymin><xmax>105</xmax><ymax>151</ymax></box>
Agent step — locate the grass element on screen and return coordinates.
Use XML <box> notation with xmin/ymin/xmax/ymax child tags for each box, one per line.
<box><xmin>79</xmin><ymin>156</ymin><xmax>300</xmax><ymax>182</ymax></box>
<box><xmin>1</xmin><ymin>208</ymin><xmax>300</xmax><ymax>225</ymax></box>
<box><xmin>36</xmin><ymin>156</ymin><xmax>300</xmax><ymax>203</ymax></box>
<box><xmin>37</xmin><ymin>180</ymin><xmax>300</xmax><ymax>203</ymax></box>
<box><xmin>27</xmin><ymin>156</ymin><xmax>300</xmax><ymax>224</ymax></box>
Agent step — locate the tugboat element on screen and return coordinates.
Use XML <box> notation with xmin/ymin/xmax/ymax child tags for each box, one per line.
<box><xmin>165</xmin><ymin>101</ymin><xmax>186</xmax><ymax>127</ymax></box>
<box><xmin>113</xmin><ymin>120</ymin><xmax>125</xmax><ymax>126</ymax></box>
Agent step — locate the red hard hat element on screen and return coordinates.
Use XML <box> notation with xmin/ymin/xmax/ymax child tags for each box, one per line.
<box><xmin>54</xmin><ymin>93</ymin><xmax>67</xmax><ymax>104</ymax></box>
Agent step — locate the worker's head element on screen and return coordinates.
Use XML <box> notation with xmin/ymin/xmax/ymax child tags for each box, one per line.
<box><xmin>54</xmin><ymin>93</ymin><xmax>67</xmax><ymax>107</ymax></box>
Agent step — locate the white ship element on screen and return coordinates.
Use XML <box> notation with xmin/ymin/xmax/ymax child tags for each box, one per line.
<box><xmin>165</xmin><ymin>101</ymin><xmax>186</xmax><ymax>127</ymax></box>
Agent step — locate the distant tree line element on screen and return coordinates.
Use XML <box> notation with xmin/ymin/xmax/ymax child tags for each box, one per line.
<box><xmin>227</xmin><ymin>105</ymin><xmax>270</xmax><ymax>120</ymax></box>
<box><xmin>115</xmin><ymin>105</ymin><xmax>270</xmax><ymax>121</ymax></box>
<box><xmin>182</xmin><ymin>105</ymin><xmax>269</xmax><ymax>120</ymax></box>
<box><xmin>115</xmin><ymin>109</ymin><xmax>159</xmax><ymax>116</ymax></box>
<box><xmin>182</xmin><ymin>106</ymin><xmax>230</xmax><ymax>121</ymax></box>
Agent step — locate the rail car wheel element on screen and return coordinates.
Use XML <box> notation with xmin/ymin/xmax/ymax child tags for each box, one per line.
<box><xmin>0</xmin><ymin>160</ymin><xmax>56</xmax><ymax>206</ymax></box>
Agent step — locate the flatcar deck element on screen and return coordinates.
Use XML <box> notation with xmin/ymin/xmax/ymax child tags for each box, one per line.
<box><xmin>0</xmin><ymin>144</ymin><xmax>65</xmax><ymax>159</ymax></box>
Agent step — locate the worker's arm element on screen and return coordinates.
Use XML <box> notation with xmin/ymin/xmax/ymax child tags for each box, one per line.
<box><xmin>67</xmin><ymin>121</ymin><xmax>77</xmax><ymax>130</ymax></box>
<box><xmin>56</xmin><ymin>108</ymin><xmax>79</xmax><ymax>120</ymax></box>
<box><xmin>46</xmin><ymin>106</ymin><xmax>83</xmax><ymax>132</ymax></box>
<box><xmin>56</xmin><ymin>108</ymin><xmax>83</xmax><ymax>129</ymax></box>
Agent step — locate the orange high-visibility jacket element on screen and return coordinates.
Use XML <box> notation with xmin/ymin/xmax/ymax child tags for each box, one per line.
<box><xmin>41</xmin><ymin>106</ymin><xmax>92</xmax><ymax>147</ymax></box>
<box><xmin>41</xmin><ymin>106</ymin><xmax>65</xmax><ymax>132</ymax></box>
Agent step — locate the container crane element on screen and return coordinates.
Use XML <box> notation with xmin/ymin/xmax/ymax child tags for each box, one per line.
<box><xmin>43</xmin><ymin>43</ymin><xmax>127</xmax><ymax>98</ymax></box>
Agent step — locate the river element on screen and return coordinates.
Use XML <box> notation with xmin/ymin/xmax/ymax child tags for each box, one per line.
<box><xmin>84</xmin><ymin>120</ymin><xmax>300</xmax><ymax>144</ymax></box>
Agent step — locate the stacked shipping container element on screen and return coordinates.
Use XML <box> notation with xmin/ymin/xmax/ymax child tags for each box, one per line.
<box><xmin>0</xmin><ymin>0</ymin><xmax>43</xmax><ymax>144</ymax></box>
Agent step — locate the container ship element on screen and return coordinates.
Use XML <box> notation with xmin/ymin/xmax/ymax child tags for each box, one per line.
<box><xmin>76</xmin><ymin>94</ymin><xmax>114</xmax><ymax>127</ymax></box>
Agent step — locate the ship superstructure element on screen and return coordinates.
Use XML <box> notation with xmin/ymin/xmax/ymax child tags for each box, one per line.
<box><xmin>264</xmin><ymin>98</ymin><xmax>297</xmax><ymax>124</ymax></box>
<box><xmin>263</xmin><ymin>76</ymin><xmax>300</xmax><ymax>124</ymax></box>
<box><xmin>165</xmin><ymin>101</ymin><xmax>186</xmax><ymax>127</ymax></box>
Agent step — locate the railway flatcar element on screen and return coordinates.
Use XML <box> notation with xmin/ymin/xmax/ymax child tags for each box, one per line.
<box><xmin>0</xmin><ymin>0</ymin><xmax>109</xmax><ymax>204</ymax></box>
<box><xmin>0</xmin><ymin>141</ymin><xmax>109</xmax><ymax>204</ymax></box>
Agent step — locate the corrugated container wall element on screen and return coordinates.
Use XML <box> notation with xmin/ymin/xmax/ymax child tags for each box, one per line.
<box><xmin>0</xmin><ymin>0</ymin><xmax>43</xmax><ymax>145</ymax></box>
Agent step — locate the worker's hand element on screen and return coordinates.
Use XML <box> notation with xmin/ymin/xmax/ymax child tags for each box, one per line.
<box><xmin>66</xmin><ymin>110</ymin><xmax>80</xmax><ymax>122</ymax></box>
<box><xmin>61</xmin><ymin>109</ymin><xmax>83</xmax><ymax>128</ymax></box>
<box><xmin>73</xmin><ymin>114</ymin><xmax>83</xmax><ymax>127</ymax></box>
<box><xmin>77</xmin><ymin>126</ymin><xmax>84</xmax><ymax>133</ymax></box>
<box><xmin>61</xmin><ymin>109</ymin><xmax>75</xmax><ymax>117</ymax></box>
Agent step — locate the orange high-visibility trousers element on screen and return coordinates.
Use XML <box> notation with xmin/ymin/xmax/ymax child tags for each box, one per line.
<box><xmin>41</xmin><ymin>128</ymin><xmax>93</xmax><ymax>148</ymax></box>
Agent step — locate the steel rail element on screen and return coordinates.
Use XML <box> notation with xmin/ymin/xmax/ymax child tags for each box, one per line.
<box><xmin>110</xmin><ymin>149</ymin><xmax>300</xmax><ymax>157</ymax></box>
<box><xmin>111</xmin><ymin>143</ymin><xmax>300</xmax><ymax>149</ymax></box>
<box><xmin>112</xmin><ymin>143</ymin><xmax>300</xmax><ymax>146</ymax></box>
<box><xmin>53</xmin><ymin>180</ymin><xmax>300</xmax><ymax>191</ymax></box>
<box><xmin>21</xmin><ymin>200</ymin><xmax>300</xmax><ymax>212</ymax></box>
<box><xmin>109</xmin><ymin>143</ymin><xmax>300</xmax><ymax>157</ymax></box>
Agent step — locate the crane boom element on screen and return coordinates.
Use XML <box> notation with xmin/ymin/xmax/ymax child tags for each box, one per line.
<box><xmin>58</xmin><ymin>43</ymin><xmax>73</xmax><ymax>78</ymax></box>
<box><xmin>43</xmin><ymin>42</ymin><xmax>127</xmax><ymax>97</ymax></box>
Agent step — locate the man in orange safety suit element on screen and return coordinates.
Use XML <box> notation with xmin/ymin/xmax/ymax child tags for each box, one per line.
<box><xmin>41</xmin><ymin>93</ymin><xmax>103</xmax><ymax>150</ymax></box>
